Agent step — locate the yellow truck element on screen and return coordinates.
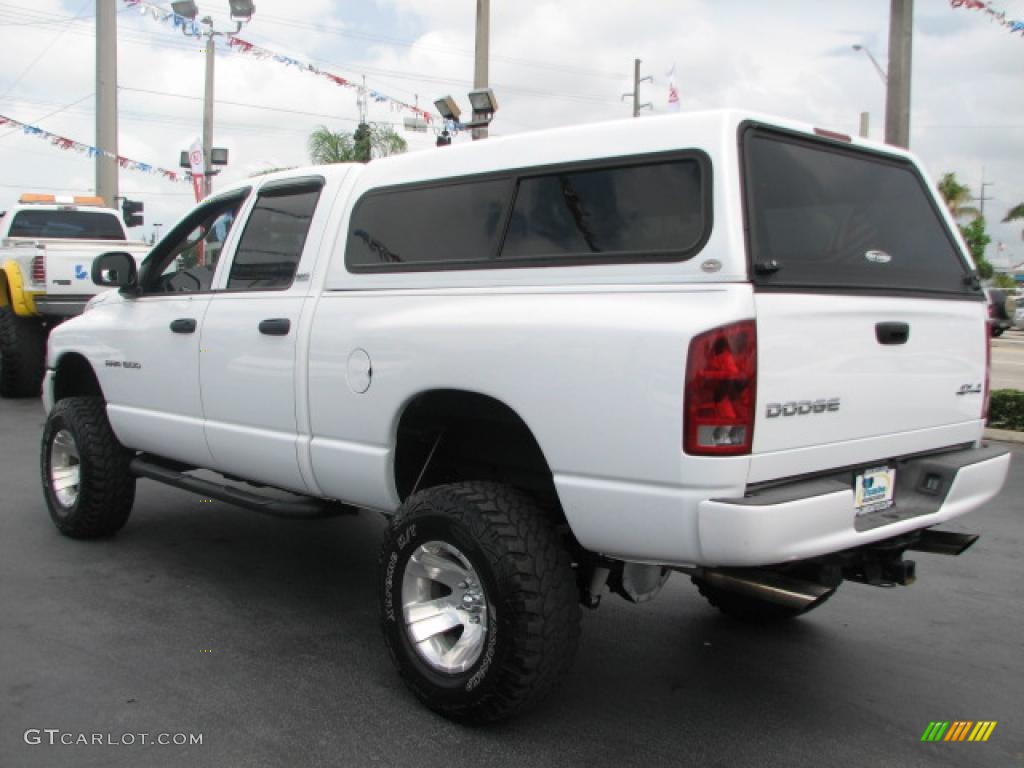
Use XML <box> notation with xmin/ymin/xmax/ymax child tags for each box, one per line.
<box><xmin>0</xmin><ymin>194</ymin><xmax>148</xmax><ymax>397</ymax></box>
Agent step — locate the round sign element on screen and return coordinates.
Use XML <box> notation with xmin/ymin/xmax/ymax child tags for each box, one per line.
<box><xmin>189</xmin><ymin>149</ymin><xmax>202</xmax><ymax>167</ymax></box>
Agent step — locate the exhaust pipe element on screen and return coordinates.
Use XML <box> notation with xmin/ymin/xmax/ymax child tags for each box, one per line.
<box><xmin>699</xmin><ymin>568</ymin><xmax>834</xmax><ymax>612</ymax></box>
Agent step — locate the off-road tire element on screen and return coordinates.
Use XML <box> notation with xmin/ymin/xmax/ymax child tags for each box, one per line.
<box><xmin>379</xmin><ymin>481</ymin><xmax>581</xmax><ymax>724</ymax></box>
<box><xmin>0</xmin><ymin>306</ymin><xmax>46</xmax><ymax>398</ymax></box>
<box><xmin>41</xmin><ymin>396</ymin><xmax>136</xmax><ymax>538</ymax></box>
<box><xmin>692</xmin><ymin>575</ymin><xmax>836</xmax><ymax>623</ymax></box>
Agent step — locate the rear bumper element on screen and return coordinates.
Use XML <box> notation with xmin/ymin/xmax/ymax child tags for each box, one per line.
<box><xmin>697</xmin><ymin>444</ymin><xmax>1010</xmax><ymax>567</ymax></box>
<box><xmin>32</xmin><ymin>294</ymin><xmax>92</xmax><ymax>318</ymax></box>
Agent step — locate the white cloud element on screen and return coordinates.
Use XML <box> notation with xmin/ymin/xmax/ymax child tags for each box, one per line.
<box><xmin>0</xmin><ymin>0</ymin><xmax>1021</xmax><ymax>262</ymax></box>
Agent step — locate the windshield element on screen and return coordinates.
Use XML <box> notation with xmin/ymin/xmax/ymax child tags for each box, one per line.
<box><xmin>743</xmin><ymin>127</ymin><xmax>975</xmax><ymax>296</ymax></box>
<box><xmin>8</xmin><ymin>209</ymin><xmax>126</xmax><ymax>240</ymax></box>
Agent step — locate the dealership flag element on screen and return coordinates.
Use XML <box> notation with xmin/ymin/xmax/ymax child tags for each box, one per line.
<box><xmin>667</xmin><ymin>64</ymin><xmax>680</xmax><ymax>111</ymax></box>
<box><xmin>187</xmin><ymin>138</ymin><xmax>205</xmax><ymax>202</ymax></box>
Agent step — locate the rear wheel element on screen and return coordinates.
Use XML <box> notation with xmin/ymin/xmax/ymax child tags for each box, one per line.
<box><xmin>41</xmin><ymin>396</ymin><xmax>136</xmax><ymax>538</ymax></box>
<box><xmin>379</xmin><ymin>482</ymin><xmax>580</xmax><ymax>723</ymax></box>
<box><xmin>0</xmin><ymin>307</ymin><xmax>46</xmax><ymax>398</ymax></box>
<box><xmin>692</xmin><ymin>575</ymin><xmax>836</xmax><ymax>623</ymax></box>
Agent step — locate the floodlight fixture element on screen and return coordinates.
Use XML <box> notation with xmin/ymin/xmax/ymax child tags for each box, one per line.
<box><xmin>433</xmin><ymin>96</ymin><xmax>461</xmax><ymax>122</ymax></box>
<box><xmin>170</xmin><ymin>0</ymin><xmax>199</xmax><ymax>19</ymax></box>
<box><xmin>210</xmin><ymin>147</ymin><xmax>229</xmax><ymax>165</ymax></box>
<box><xmin>467</xmin><ymin>88</ymin><xmax>498</xmax><ymax>114</ymax></box>
<box><xmin>229</xmin><ymin>0</ymin><xmax>255</xmax><ymax>20</ymax></box>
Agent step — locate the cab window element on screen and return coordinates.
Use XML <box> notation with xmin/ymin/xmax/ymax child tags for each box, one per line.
<box><xmin>142</xmin><ymin>191</ymin><xmax>248</xmax><ymax>294</ymax></box>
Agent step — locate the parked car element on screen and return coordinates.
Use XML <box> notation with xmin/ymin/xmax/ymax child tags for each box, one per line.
<box><xmin>0</xmin><ymin>194</ymin><xmax>148</xmax><ymax>397</ymax></box>
<box><xmin>40</xmin><ymin>110</ymin><xmax>1010</xmax><ymax>723</ymax></box>
<box><xmin>985</xmin><ymin>288</ymin><xmax>1014</xmax><ymax>337</ymax></box>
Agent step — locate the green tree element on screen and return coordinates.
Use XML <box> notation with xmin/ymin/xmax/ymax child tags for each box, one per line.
<box><xmin>960</xmin><ymin>216</ymin><xmax>993</xmax><ymax>280</ymax></box>
<box><xmin>937</xmin><ymin>172</ymin><xmax>980</xmax><ymax>220</ymax></box>
<box><xmin>308</xmin><ymin>123</ymin><xmax>407</xmax><ymax>165</ymax></box>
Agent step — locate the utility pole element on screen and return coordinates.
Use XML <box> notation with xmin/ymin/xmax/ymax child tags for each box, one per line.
<box><xmin>977</xmin><ymin>170</ymin><xmax>995</xmax><ymax>219</ymax></box>
<box><xmin>202</xmin><ymin>22</ymin><xmax>215</xmax><ymax>198</ymax></box>
<box><xmin>622</xmin><ymin>59</ymin><xmax>652</xmax><ymax>117</ymax></box>
<box><xmin>472</xmin><ymin>0</ymin><xmax>490</xmax><ymax>140</ymax></box>
<box><xmin>95</xmin><ymin>0</ymin><xmax>118</xmax><ymax>207</ymax></box>
<box><xmin>885</xmin><ymin>0</ymin><xmax>913</xmax><ymax>148</ymax></box>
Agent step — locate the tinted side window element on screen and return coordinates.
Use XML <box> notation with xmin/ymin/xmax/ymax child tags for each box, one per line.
<box><xmin>227</xmin><ymin>184</ymin><xmax>322</xmax><ymax>291</ymax></box>
<box><xmin>9</xmin><ymin>210</ymin><xmax>126</xmax><ymax>240</ymax></box>
<box><xmin>501</xmin><ymin>160</ymin><xmax>705</xmax><ymax>261</ymax></box>
<box><xmin>347</xmin><ymin>178</ymin><xmax>510</xmax><ymax>268</ymax></box>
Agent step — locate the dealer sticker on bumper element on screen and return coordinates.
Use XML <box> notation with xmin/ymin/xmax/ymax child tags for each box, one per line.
<box><xmin>855</xmin><ymin>466</ymin><xmax>896</xmax><ymax>515</ymax></box>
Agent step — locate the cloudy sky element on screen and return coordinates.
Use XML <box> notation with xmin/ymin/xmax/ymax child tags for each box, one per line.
<box><xmin>1</xmin><ymin>0</ymin><xmax>1022</xmax><ymax>267</ymax></box>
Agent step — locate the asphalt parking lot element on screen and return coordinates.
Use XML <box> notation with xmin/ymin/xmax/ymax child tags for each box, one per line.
<box><xmin>1</xmin><ymin>396</ymin><xmax>1021</xmax><ymax>768</ymax></box>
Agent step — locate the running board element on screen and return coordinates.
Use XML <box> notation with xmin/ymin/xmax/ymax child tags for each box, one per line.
<box><xmin>907</xmin><ymin>529</ymin><xmax>979</xmax><ymax>556</ymax></box>
<box><xmin>129</xmin><ymin>455</ymin><xmax>357</xmax><ymax>520</ymax></box>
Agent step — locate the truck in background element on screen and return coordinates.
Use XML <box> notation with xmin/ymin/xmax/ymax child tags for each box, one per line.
<box><xmin>0</xmin><ymin>193</ymin><xmax>149</xmax><ymax>397</ymax></box>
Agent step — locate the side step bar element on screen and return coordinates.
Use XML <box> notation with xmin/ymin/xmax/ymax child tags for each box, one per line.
<box><xmin>907</xmin><ymin>529</ymin><xmax>979</xmax><ymax>557</ymax></box>
<box><xmin>130</xmin><ymin>455</ymin><xmax>357</xmax><ymax>520</ymax></box>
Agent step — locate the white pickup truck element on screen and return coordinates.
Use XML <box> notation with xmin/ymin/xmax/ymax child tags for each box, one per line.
<box><xmin>40</xmin><ymin>111</ymin><xmax>1011</xmax><ymax>723</ymax></box>
<box><xmin>0</xmin><ymin>194</ymin><xmax>148</xmax><ymax>397</ymax></box>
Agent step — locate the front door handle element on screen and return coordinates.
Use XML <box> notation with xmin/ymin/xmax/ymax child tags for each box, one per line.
<box><xmin>258</xmin><ymin>318</ymin><xmax>291</xmax><ymax>336</ymax></box>
<box><xmin>876</xmin><ymin>321</ymin><xmax>910</xmax><ymax>345</ymax></box>
<box><xmin>169</xmin><ymin>318</ymin><xmax>197</xmax><ymax>334</ymax></box>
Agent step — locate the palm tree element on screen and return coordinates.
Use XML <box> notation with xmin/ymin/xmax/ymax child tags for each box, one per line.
<box><xmin>937</xmin><ymin>172</ymin><xmax>980</xmax><ymax>220</ymax></box>
<box><xmin>1004</xmin><ymin>203</ymin><xmax>1024</xmax><ymax>224</ymax></box>
<box><xmin>308</xmin><ymin>123</ymin><xmax>407</xmax><ymax>165</ymax></box>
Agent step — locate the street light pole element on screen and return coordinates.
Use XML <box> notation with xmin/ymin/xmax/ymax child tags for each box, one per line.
<box><xmin>95</xmin><ymin>1</ymin><xmax>118</xmax><ymax>207</ymax></box>
<box><xmin>885</xmin><ymin>0</ymin><xmax>914</xmax><ymax>148</ymax></box>
<box><xmin>472</xmin><ymin>0</ymin><xmax>490</xmax><ymax>140</ymax></box>
<box><xmin>202</xmin><ymin>22</ymin><xmax>215</xmax><ymax>197</ymax></box>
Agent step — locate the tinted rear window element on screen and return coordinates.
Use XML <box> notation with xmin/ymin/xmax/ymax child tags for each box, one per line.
<box><xmin>744</xmin><ymin>128</ymin><xmax>973</xmax><ymax>295</ymax></box>
<box><xmin>8</xmin><ymin>210</ymin><xmax>126</xmax><ymax>240</ymax></box>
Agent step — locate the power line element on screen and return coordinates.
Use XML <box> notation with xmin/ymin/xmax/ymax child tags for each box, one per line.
<box><xmin>0</xmin><ymin>0</ymin><xmax>91</xmax><ymax>101</ymax></box>
<box><xmin>0</xmin><ymin>93</ymin><xmax>94</xmax><ymax>141</ymax></box>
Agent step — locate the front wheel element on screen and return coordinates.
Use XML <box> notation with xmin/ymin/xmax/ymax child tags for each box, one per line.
<box><xmin>41</xmin><ymin>396</ymin><xmax>136</xmax><ymax>538</ymax></box>
<box><xmin>379</xmin><ymin>482</ymin><xmax>581</xmax><ymax>723</ymax></box>
<box><xmin>0</xmin><ymin>307</ymin><xmax>46</xmax><ymax>398</ymax></box>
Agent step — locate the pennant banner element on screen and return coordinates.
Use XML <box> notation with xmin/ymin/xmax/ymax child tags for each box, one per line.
<box><xmin>0</xmin><ymin>113</ymin><xmax>185</xmax><ymax>183</ymax></box>
<box><xmin>950</xmin><ymin>0</ymin><xmax>1024</xmax><ymax>36</ymax></box>
<box><xmin>122</xmin><ymin>0</ymin><xmax>434</xmax><ymax>124</ymax></box>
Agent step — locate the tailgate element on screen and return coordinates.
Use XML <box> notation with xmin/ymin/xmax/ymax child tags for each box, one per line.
<box><xmin>741</xmin><ymin>124</ymin><xmax>987</xmax><ymax>480</ymax></box>
<box><xmin>754</xmin><ymin>294</ymin><xmax>986</xmax><ymax>455</ymax></box>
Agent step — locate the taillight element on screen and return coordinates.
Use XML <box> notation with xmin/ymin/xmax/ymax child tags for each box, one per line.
<box><xmin>31</xmin><ymin>253</ymin><xmax>46</xmax><ymax>285</ymax></box>
<box><xmin>684</xmin><ymin>320</ymin><xmax>757</xmax><ymax>455</ymax></box>
<box><xmin>982</xmin><ymin>322</ymin><xmax>991</xmax><ymax>420</ymax></box>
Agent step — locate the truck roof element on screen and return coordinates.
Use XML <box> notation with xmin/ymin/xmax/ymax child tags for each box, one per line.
<box><xmin>220</xmin><ymin>109</ymin><xmax>916</xmax><ymax>200</ymax></box>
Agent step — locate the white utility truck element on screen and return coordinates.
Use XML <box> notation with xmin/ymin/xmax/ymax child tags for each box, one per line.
<box><xmin>0</xmin><ymin>194</ymin><xmax>148</xmax><ymax>397</ymax></box>
<box><xmin>39</xmin><ymin>112</ymin><xmax>1011</xmax><ymax>723</ymax></box>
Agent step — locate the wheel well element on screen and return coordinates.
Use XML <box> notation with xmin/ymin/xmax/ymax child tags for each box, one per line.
<box><xmin>53</xmin><ymin>353</ymin><xmax>103</xmax><ymax>403</ymax></box>
<box><xmin>394</xmin><ymin>390</ymin><xmax>560</xmax><ymax>509</ymax></box>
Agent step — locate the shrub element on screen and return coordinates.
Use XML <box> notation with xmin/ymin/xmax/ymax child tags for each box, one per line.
<box><xmin>988</xmin><ymin>389</ymin><xmax>1024</xmax><ymax>431</ymax></box>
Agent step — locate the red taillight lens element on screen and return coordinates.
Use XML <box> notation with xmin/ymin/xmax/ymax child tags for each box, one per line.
<box><xmin>982</xmin><ymin>322</ymin><xmax>991</xmax><ymax>420</ymax></box>
<box><xmin>684</xmin><ymin>320</ymin><xmax>757</xmax><ymax>456</ymax></box>
<box><xmin>31</xmin><ymin>253</ymin><xmax>46</xmax><ymax>285</ymax></box>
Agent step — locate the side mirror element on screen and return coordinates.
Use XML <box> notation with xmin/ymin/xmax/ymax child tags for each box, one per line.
<box><xmin>91</xmin><ymin>251</ymin><xmax>138</xmax><ymax>292</ymax></box>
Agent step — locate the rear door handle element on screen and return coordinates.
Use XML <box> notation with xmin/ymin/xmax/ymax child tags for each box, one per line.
<box><xmin>876</xmin><ymin>321</ymin><xmax>910</xmax><ymax>345</ymax></box>
<box><xmin>169</xmin><ymin>318</ymin><xmax>197</xmax><ymax>334</ymax></box>
<box><xmin>258</xmin><ymin>318</ymin><xmax>291</xmax><ymax>336</ymax></box>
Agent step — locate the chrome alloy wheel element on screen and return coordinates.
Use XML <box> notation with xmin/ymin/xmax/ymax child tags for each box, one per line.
<box><xmin>49</xmin><ymin>429</ymin><xmax>82</xmax><ymax>508</ymax></box>
<box><xmin>401</xmin><ymin>540</ymin><xmax>490</xmax><ymax>675</ymax></box>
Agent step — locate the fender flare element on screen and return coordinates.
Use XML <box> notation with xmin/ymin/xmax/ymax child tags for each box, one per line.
<box><xmin>1</xmin><ymin>260</ymin><xmax>39</xmax><ymax>316</ymax></box>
